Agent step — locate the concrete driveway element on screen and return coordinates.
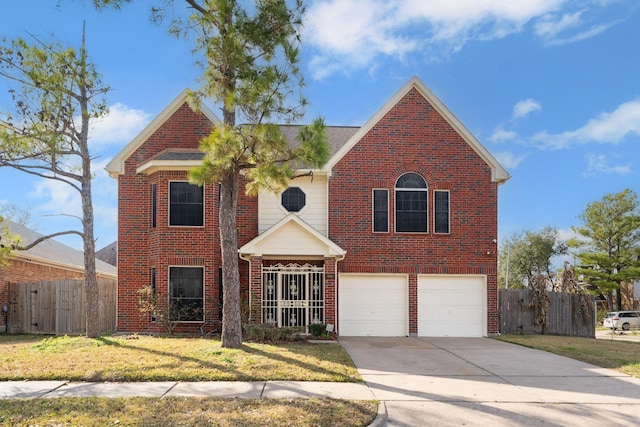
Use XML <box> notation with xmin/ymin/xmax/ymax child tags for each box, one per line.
<box><xmin>340</xmin><ymin>337</ymin><xmax>640</xmax><ymax>426</ymax></box>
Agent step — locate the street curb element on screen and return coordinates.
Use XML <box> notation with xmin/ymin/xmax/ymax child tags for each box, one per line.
<box><xmin>368</xmin><ymin>401</ymin><xmax>387</xmax><ymax>427</ymax></box>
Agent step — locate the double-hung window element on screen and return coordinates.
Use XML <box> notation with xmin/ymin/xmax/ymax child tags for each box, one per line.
<box><xmin>169</xmin><ymin>267</ymin><xmax>204</xmax><ymax>322</ymax></box>
<box><xmin>395</xmin><ymin>173</ymin><xmax>428</xmax><ymax>232</ymax></box>
<box><xmin>169</xmin><ymin>182</ymin><xmax>203</xmax><ymax>226</ymax></box>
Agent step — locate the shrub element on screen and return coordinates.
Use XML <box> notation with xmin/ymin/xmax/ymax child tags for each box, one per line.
<box><xmin>242</xmin><ymin>324</ymin><xmax>304</xmax><ymax>343</ymax></box>
<box><xmin>308</xmin><ymin>323</ymin><xmax>328</xmax><ymax>338</ymax></box>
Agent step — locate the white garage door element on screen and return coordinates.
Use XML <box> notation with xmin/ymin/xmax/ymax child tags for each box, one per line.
<box><xmin>418</xmin><ymin>275</ymin><xmax>486</xmax><ymax>337</ymax></box>
<box><xmin>339</xmin><ymin>275</ymin><xmax>407</xmax><ymax>336</ymax></box>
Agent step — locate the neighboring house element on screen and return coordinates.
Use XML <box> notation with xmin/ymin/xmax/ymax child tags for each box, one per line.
<box><xmin>0</xmin><ymin>219</ymin><xmax>117</xmax><ymax>329</ymax></box>
<box><xmin>106</xmin><ymin>77</ymin><xmax>510</xmax><ymax>337</ymax></box>
<box><xmin>96</xmin><ymin>241</ymin><xmax>118</xmax><ymax>267</ymax></box>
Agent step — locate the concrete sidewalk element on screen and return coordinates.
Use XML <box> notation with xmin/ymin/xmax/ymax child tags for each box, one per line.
<box><xmin>0</xmin><ymin>380</ymin><xmax>375</xmax><ymax>400</ymax></box>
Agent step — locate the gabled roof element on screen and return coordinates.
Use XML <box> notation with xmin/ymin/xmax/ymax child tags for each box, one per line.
<box><xmin>105</xmin><ymin>89</ymin><xmax>221</xmax><ymax>178</ymax></box>
<box><xmin>0</xmin><ymin>219</ymin><xmax>117</xmax><ymax>278</ymax></box>
<box><xmin>239</xmin><ymin>214</ymin><xmax>346</xmax><ymax>259</ymax></box>
<box><xmin>96</xmin><ymin>241</ymin><xmax>117</xmax><ymax>267</ymax></box>
<box><xmin>325</xmin><ymin>76</ymin><xmax>510</xmax><ymax>183</ymax></box>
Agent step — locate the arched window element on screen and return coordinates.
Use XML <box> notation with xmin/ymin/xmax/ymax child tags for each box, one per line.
<box><xmin>395</xmin><ymin>172</ymin><xmax>427</xmax><ymax>232</ymax></box>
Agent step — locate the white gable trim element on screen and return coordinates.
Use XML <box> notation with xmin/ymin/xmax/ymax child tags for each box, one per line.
<box><xmin>105</xmin><ymin>89</ymin><xmax>221</xmax><ymax>178</ymax></box>
<box><xmin>136</xmin><ymin>160</ymin><xmax>203</xmax><ymax>175</ymax></box>
<box><xmin>239</xmin><ymin>213</ymin><xmax>346</xmax><ymax>259</ymax></box>
<box><xmin>325</xmin><ymin>76</ymin><xmax>510</xmax><ymax>184</ymax></box>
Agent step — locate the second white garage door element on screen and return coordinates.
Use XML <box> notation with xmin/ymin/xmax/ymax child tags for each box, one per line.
<box><xmin>418</xmin><ymin>275</ymin><xmax>486</xmax><ymax>337</ymax></box>
<box><xmin>339</xmin><ymin>274</ymin><xmax>407</xmax><ymax>336</ymax></box>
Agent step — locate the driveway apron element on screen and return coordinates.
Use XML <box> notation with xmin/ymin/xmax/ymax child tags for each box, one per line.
<box><xmin>340</xmin><ymin>337</ymin><xmax>640</xmax><ymax>427</ymax></box>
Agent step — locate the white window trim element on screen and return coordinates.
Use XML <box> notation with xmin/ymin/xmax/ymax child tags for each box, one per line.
<box><xmin>278</xmin><ymin>186</ymin><xmax>308</xmax><ymax>215</ymax></box>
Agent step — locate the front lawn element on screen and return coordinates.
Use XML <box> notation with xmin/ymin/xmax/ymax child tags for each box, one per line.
<box><xmin>0</xmin><ymin>334</ymin><xmax>360</xmax><ymax>382</ymax></box>
<box><xmin>497</xmin><ymin>334</ymin><xmax>640</xmax><ymax>378</ymax></box>
<box><xmin>0</xmin><ymin>397</ymin><xmax>378</xmax><ymax>427</ymax></box>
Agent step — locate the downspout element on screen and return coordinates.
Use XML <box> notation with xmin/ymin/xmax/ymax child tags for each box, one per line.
<box><xmin>239</xmin><ymin>251</ymin><xmax>253</xmax><ymax>323</ymax></box>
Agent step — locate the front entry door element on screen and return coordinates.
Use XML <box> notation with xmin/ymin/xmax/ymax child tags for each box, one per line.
<box><xmin>262</xmin><ymin>263</ymin><xmax>324</xmax><ymax>328</ymax></box>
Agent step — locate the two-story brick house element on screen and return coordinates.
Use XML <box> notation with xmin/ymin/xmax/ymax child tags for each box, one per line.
<box><xmin>106</xmin><ymin>77</ymin><xmax>509</xmax><ymax>337</ymax></box>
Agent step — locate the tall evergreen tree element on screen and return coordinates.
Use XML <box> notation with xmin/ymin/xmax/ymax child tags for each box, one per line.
<box><xmin>95</xmin><ymin>0</ymin><xmax>329</xmax><ymax>347</ymax></box>
<box><xmin>571</xmin><ymin>189</ymin><xmax>640</xmax><ymax>310</ymax></box>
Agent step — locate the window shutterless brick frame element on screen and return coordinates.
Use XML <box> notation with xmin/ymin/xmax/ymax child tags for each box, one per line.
<box><xmin>328</xmin><ymin>87</ymin><xmax>501</xmax><ymax>335</ymax></box>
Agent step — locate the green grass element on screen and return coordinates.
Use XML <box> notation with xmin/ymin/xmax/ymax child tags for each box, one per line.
<box><xmin>0</xmin><ymin>397</ymin><xmax>378</xmax><ymax>426</ymax></box>
<box><xmin>0</xmin><ymin>334</ymin><xmax>360</xmax><ymax>382</ymax></box>
<box><xmin>497</xmin><ymin>334</ymin><xmax>640</xmax><ymax>378</ymax></box>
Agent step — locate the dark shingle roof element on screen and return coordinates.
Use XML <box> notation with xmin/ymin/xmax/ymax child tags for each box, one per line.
<box><xmin>144</xmin><ymin>125</ymin><xmax>360</xmax><ymax>167</ymax></box>
<box><xmin>96</xmin><ymin>241</ymin><xmax>117</xmax><ymax>266</ymax></box>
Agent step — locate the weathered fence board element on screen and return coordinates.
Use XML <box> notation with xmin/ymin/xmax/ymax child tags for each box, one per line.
<box><xmin>499</xmin><ymin>289</ymin><xmax>596</xmax><ymax>337</ymax></box>
<box><xmin>7</xmin><ymin>279</ymin><xmax>116</xmax><ymax>335</ymax></box>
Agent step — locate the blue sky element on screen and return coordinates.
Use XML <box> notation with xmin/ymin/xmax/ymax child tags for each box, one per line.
<box><xmin>1</xmin><ymin>0</ymin><xmax>639</xmax><ymax>262</ymax></box>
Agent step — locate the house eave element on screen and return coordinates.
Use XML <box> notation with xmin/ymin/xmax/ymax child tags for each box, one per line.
<box><xmin>136</xmin><ymin>160</ymin><xmax>203</xmax><ymax>175</ymax></box>
<box><xmin>105</xmin><ymin>89</ymin><xmax>220</xmax><ymax>179</ymax></box>
<box><xmin>239</xmin><ymin>214</ymin><xmax>346</xmax><ymax>260</ymax></box>
<box><xmin>9</xmin><ymin>252</ymin><xmax>117</xmax><ymax>279</ymax></box>
<box><xmin>324</xmin><ymin>76</ymin><xmax>511</xmax><ymax>184</ymax></box>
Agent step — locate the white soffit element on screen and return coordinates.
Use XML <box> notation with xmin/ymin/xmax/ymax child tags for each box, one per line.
<box><xmin>239</xmin><ymin>214</ymin><xmax>345</xmax><ymax>259</ymax></box>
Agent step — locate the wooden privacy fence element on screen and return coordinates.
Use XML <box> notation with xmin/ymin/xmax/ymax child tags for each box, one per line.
<box><xmin>7</xmin><ymin>279</ymin><xmax>117</xmax><ymax>335</ymax></box>
<box><xmin>499</xmin><ymin>289</ymin><xmax>596</xmax><ymax>337</ymax></box>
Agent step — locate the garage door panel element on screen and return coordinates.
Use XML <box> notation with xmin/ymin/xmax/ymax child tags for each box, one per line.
<box><xmin>339</xmin><ymin>275</ymin><xmax>407</xmax><ymax>336</ymax></box>
<box><xmin>418</xmin><ymin>276</ymin><xmax>485</xmax><ymax>337</ymax></box>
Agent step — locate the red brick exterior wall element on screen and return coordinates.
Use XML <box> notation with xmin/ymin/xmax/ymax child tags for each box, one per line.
<box><xmin>328</xmin><ymin>88</ymin><xmax>500</xmax><ymax>335</ymax></box>
<box><xmin>0</xmin><ymin>258</ymin><xmax>85</xmax><ymax>329</ymax></box>
<box><xmin>116</xmin><ymin>103</ymin><xmax>257</xmax><ymax>333</ymax></box>
<box><xmin>116</xmin><ymin>90</ymin><xmax>501</xmax><ymax>336</ymax></box>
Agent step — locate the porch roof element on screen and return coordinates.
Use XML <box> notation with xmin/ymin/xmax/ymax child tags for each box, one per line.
<box><xmin>239</xmin><ymin>214</ymin><xmax>346</xmax><ymax>260</ymax></box>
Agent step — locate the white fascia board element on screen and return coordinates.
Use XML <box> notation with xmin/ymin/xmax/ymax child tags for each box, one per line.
<box><xmin>136</xmin><ymin>160</ymin><xmax>204</xmax><ymax>175</ymax></box>
<box><xmin>325</xmin><ymin>76</ymin><xmax>510</xmax><ymax>184</ymax></box>
<box><xmin>105</xmin><ymin>89</ymin><xmax>221</xmax><ymax>179</ymax></box>
<box><xmin>239</xmin><ymin>213</ymin><xmax>346</xmax><ymax>259</ymax></box>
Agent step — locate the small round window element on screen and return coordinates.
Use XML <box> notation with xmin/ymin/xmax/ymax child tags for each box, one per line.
<box><xmin>281</xmin><ymin>187</ymin><xmax>306</xmax><ymax>212</ymax></box>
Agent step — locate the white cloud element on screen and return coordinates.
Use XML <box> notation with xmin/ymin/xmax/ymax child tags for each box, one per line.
<box><xmin>535</xmin><ymin>10</ymin><xmax>584</xmax><ymax>39</ymax></box>
<box><xmin>489</xmin><ymin>127</ymin><xmax>518</xmax><ymax>143</ymax></box>
<box><xmin>493</xmin><ymin>151</ymin><xmax>526</xmax><ymax>169</ymax></box>
<box><xmin>513</xmin><ymin>99</ymin><xmax>542</xmax><ymax>119</ymax></box>
<box><xmin>88</xmin><ymin>103</ymin><xmax>150</xmax><ymax>150</ymax></box>
<box><xmin>303</xmin><ymin>0</ymin><xmax>634</xmax><ymax>78</ymax></box>
<box><xmin>534</xmin><ymin>8</ymin><xmax>622</xmax><ymax>45</ymax></box>
<box><xmin>531</xmin><ymin>99</ymin><xmax>640</xmax><ymax>149</ymax></box>
<box><xmin>583</xmin><ymin>153</ymin><xmax>631</xmax><ymax>176</ymax></box>
<box><xmin>30</xmin><ymin>179</ymin><xmax>82</xmax><ymax>219</ymax></box>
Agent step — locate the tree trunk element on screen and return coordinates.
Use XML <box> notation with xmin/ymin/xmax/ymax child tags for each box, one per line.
<box><xmin>219</xmin><ymin>170</ymin><xmax>242</xmax><ymax>348</ymax></box>
<box><xmin>83</xmin><ymin>186</ymin><xmax>99</xmax><ymax>338</ymax></box>
<box><xmin>79</xmin><ymin>25</ymin><xmax>99</xmax><ymax>339</ymax></box>
<box><xmin>81</xmin><ymin>114</ymin><xmax>99</xmax><ymax>338</ymax></box>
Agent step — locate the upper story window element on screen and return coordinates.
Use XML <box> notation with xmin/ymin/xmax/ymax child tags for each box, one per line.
<box><xmin>395</xmin><ymin>172</ymin><xmax>427</xmax><ymax>233</ymax></box>
<box><xmin>281</xmin><ymin>187</ymin><xmax>306</xmax><ymax>212</ymax></box>
<box><xmin>373</xmin><ymin>189</ymin><xmax>389</xmax><ymax>232</ymax></box>
<box><xmin>434</xmin><ymin>190</ymin><xmax>450</xmax><ymax>234</ymax></box>
<box><xmin>169</xmin><ymin>182</ymin><xmax>204</xmax><ymax>226</ymax></box>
